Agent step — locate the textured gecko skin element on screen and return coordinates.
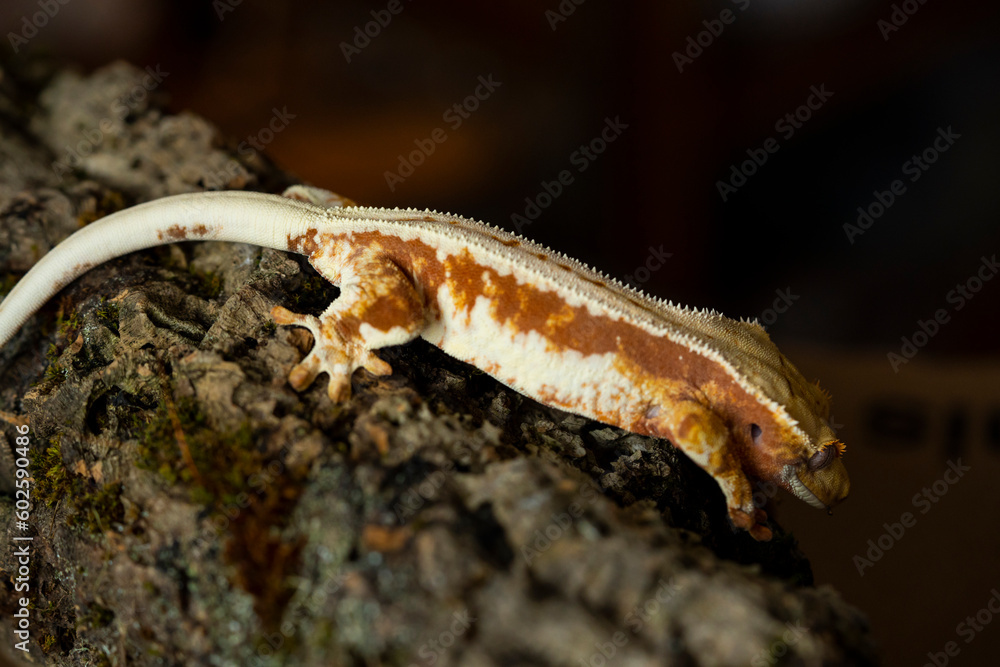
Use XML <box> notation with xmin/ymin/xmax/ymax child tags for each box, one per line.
<box><xmin>0</xmin><ymin>187</ymin><xmax>848</xmax><ymax>540</ymax></box>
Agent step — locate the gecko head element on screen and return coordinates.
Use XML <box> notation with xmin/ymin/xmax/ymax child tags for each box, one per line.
<box><xmin>756</xmin><ymin>376</ymin><xmax>850</xmax><ymax>511</ymax></box>
<box><xmin>770</xmin><ymin>363</ymin><xmax>851</xmax><ymax>511</ymax></box>
<box><xmin>785</xmin><ymin>436</ymin><xmax>849</xmax><ymax>510</ymax></box>
<box><xmin>764</xmin><ymin>379</ymin><xmax>850</xmax><ymax>510</ymax></box>
<box><xmin>739</xmin><ymin>408</ymin><xmax>849</xmax><ymax>511</ymax></box>
<box><xmin>722</xmin><ymin>326</ymin><xmax>851</xmax><ymax>511</ymax></box>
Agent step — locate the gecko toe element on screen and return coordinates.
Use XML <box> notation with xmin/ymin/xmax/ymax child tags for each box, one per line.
<box><xmin>728</xmin><ymin>507</ymin><xmax>752</xmax><ymax>531</ymax></box>
<box><xmin>271</xmin><ymin>305</ymin><xmax>321</xmax><ymax>333</ymax></box>
<box><xmin>327</xmin><ymin>376</ymin><xmax>352</xmax><ymax>402</ymax></box>
<box><xmin>288</xmin><ymin>355</ymin><xmax>321</xmax><ymax>391</ymax></box>
<box><xmin>751</xmin><ymin>508</ymin><xmax>772</xmax><ymax>541</ymax></box>
<box><xmin>362</xmin><ymin>352</ymin><xmax>392</xmax><ymax>376</ymax></box>
<box><xmin>728</xmin><ymin>506</ymin><xmax>773</xmax><ymax>541</ymax></box>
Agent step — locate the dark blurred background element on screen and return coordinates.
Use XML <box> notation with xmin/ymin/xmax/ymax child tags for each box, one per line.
<box><xmin>3</xmin><ymin>0</ymin><xmax>998</xmax><ymax>663</ymax></box>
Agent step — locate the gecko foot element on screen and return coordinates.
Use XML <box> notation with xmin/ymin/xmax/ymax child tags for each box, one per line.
<box><xmin>729</xmin><ymin>506</ymin><xmax>773</xmax><ymax>542</ymax></box>
<box><xmin>271</xmin><ymin>305</ymin><xmax>392</xmax><ymax>401</ymax></box>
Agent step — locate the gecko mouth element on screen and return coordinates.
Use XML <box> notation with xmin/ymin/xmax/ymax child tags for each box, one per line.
<box><xmin>789</xmin><ymin>472</ymin><xmax>827</xmax><ymax>510</ymax></box>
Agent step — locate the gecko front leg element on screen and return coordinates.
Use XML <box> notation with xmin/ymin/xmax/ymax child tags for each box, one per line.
<box><xmin>659</xmin><ymin>400</ymin><xmax>772</xmax><ymax>541</ymax></box>
<box><xmin>272</xmin><ymin>246</ymin><xmax>426</xmax><ymax>402</ymax></box>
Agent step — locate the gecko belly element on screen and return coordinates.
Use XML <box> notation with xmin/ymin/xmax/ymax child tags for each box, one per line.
<box><xmin>430</xmin><ymin>296</ymin><xmax>635</xmax><ymax>426</ymax></box>
<box><xmin>421</xmin><ymin>282</ymin><xmax>693</xmax><ymax>437</ymax></box>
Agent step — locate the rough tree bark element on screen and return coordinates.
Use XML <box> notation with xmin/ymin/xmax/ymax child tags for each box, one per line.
<box><xmin>0</xmin><ymin>61</ymin><xmax>877</xmax><ymax>666</ymax></box>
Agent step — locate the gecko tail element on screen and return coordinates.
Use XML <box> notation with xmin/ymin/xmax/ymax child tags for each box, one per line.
<box><xmin>0</xmin><ymin>191</ymin><xmax>324</xmax><ymax>349</ymax></box>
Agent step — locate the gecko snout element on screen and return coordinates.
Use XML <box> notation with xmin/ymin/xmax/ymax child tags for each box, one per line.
<box><xmin>787</xmin><ymin>451</ymin><xmax>850</xmax><ymax>510</ymax></box>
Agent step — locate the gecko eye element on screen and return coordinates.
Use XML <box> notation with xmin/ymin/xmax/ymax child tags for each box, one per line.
<box><xmin>807</xmin><ymin>442</ymin><xmax>842</xmax><ymax>471</ymax></box>
<box><xmin>749</xmin><ymin>423</ymin><xmax>762</xmax><ymax>445</ymax></box>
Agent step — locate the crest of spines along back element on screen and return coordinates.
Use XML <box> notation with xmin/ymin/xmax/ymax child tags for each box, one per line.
<box><xmin>334</xmin><ymin>203</ymin><xmax>816</xmax><ymax>433</ymax></box>
<box><xmin>339</xmin><ymin>206</ymin><xmax>765</xmax><ymax>328</ymax></box>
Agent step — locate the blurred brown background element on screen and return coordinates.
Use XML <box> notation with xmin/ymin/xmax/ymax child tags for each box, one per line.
<box><xmin>3</xmin><ymin>0</ymin><xmax>999</xmax><ymax>663</ymax></box>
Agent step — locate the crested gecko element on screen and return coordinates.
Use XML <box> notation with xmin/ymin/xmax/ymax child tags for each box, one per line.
<box><xmin>0</xmin><ymin>186</ymin><xmax>849</xmax><ymax>540</ymax></box>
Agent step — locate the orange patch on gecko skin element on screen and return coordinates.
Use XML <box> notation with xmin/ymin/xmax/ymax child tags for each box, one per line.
<box><xmin>481</xmin><ymin>360</ymin><xmax>502</xmax><ymax>376</ymax></box>
<box><xmin>287</xmin><ymin>228</ymin><xmax>321</xmax><ymax>256</ymax></box>
<box><xmin>288</xmin><ymin>233</ymin><xmax>427</xmax><ymax>338</ymax></box>
<box><xmin>443</xmin><ymin>249</ymin><xmax>487</xmax><ymax>315</ymax></box>
<box><xmin>155</xmin><ymin>224</ymin><xmax>210</xmax><ymax>241</ymax></box>
<box><xmin>52</xmin><ymin>261</ymin><xmax>97</xmax><ymax>292</ymax></box>
<box><xmin>338</xmin><ymin>286</ymin><xmax>423</xmax><ymax>338</ymax></box>
<box><xmin>545</xmin><ymin>304</ymin><xmax>576</xmax><ymax>330</ymax></box>
<box><xmin>708</xmin><ymin>448</ymin><xmax>729</xmax><ymax>472</ymax></box>
<box><xmin>164</xmin><ymin>224</ymin><xmax>189</xmax><ymax>240</ymax></box>
<box><xmin>532</xmin><ymin>384</ymin><xmax>567</xmax><ymax>410</ymax></box>
<box><xmin>675</xmin><ymin>412</ymin><xmax>704</xmax><ymax>446</ymax></box>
